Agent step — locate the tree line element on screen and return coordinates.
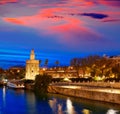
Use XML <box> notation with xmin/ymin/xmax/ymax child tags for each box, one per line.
<box><xmin>70</xmin><ymin>55</ymin><xmax>120</xmax><ymax>78</ymax></box>
<box><xmin>39</xmin><ymin>59</ymin><xmax>60</xmax><ymax>68</ymax></box>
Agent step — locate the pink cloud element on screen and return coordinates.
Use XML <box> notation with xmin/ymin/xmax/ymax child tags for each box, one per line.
<box><xmin>98</xmin><ymin>0</ymin><xmax>120</xmax><ymax>7</ymax></box>
<box><xmin>2</xmin><ymin>8</ymin><xmax>67</xmax><ymax>29</ymax></box>
<box><xmin>0</xmin><ymin>0</ymin><xmax>18</xmax><ymax>4</ymax></box>
<box><xmin>2</xmin><ymin>7</ymin><xmax>103</xmax><ymax>47</ymax></box>
<box><xmin>48</xmin><ymin>23</ymin><xmax>102</xmax><ymax>46</ymax></box>
<box><xmin>3</xmin><ymin>18</ymin><xmax>25</xmax><ymax>25</ymax></box>
<box><xmin>102</xmin><ymin>19</ymin><xmax>120</xmax><ymax>23</ymax></box>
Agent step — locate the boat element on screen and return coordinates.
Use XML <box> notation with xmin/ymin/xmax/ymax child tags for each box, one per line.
<box><xmin>7</xmin><ymin>80</ymin><xmax>25</xmax><ymax>89</ymax></box>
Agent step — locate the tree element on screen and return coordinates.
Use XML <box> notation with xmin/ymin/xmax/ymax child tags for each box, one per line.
<box><xmin>55</xmin><ymin>60</ymin><xmax>59</xmax><ymax>67</ymax></box>
<box><xmin>34</xmin><ymin>74</ymin><xmax>52</xmax><ymax>94</ymax></box>
<box><xmin>0</xmin><ymin>68</ymin><xmax>4</xmax><ymax>78</ymax></box>
<box><xmin>112</xmin><ymin>64</ymin><xmax>120</xmax><ymax>78</ymax></box>
<box><xmin>70</xmin><ymin>55</ymin><xmax>101</xmax><ymax>77</ymax></box>
<box><xmin>39</xmin><ymin>60</ymin><xmax>42</xmax><ymax>66</ymax></box>
<box><xmin>44</xmin><ymin>59</ymin><xmax>48</xmax><ymax>68</ymax></box>
<box><xmin>70</xmin><ymin>55</ymin><xmax>119</xmax><ymax>79</ymax></box>
<box><xmin>70</xmin><ymin>58</ymin><xmax>81</xmax><ymax>77</ymax></box>
<box><xmin>18</xmin><ymin>68</ymin><xmax>25</xmax><ymax>79</ymax></box>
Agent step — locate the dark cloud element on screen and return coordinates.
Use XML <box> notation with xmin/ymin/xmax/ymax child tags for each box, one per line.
<box><xmin>69</xmin><ymin>13</ymin><xmax>108</xmax><ymax>19</ymax></box>
<box><xmin>47</xmin><ymin>15</ymin><xmax>64</xmax><ymax>19</ymax></box>
<box><xmin>69</xmin><ymin>13</ymin><xmax>76</xmax><ymax>16</ymax></box>
<box><xmin>80</xmin><ymin>13</ymin><xmax>108</xmax><ymax>19</ymax></box>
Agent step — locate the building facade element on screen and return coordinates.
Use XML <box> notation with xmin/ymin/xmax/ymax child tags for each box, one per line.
<box><xmin>25</xmin><ymin>50</ymin><xmax>39</xmax><ymax>80</ymax></box>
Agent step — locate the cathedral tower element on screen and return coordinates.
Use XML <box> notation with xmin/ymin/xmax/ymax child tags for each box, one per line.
<box><xmin>25</xmin><ymin>49</ymin><xmax>39</xmax><ymax>80</ymax></box>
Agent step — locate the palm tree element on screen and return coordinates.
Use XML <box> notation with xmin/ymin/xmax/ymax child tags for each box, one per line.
<box><xmin>39</xmin><ymin>60</ymin><xmax>42</xmax><ymax>67</ymax></box>
<box><xmin>112</xmin><ymin>64</ymin><xmax>120</xmax><ymax>78</ymax></box>
<box><xmin>70</xmin><ymin>58</ymin><xmax>80</xmax><ymax>77</ymax></box>
<box><xmin>55</xmin><ymin>60</ymin><xmax>59</xmax><ymax>67</ymax></box>
<box><xmin>44</xmin><ymin>59</ymin><xmax>48</xmax><ymax>68</ymax></box>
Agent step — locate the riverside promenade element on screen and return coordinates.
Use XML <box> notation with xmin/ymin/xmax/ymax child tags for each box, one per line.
<box><xmin>48</xmin><ymin>82</ymin><xmax>120</xmax><ymax>104</ymax></box>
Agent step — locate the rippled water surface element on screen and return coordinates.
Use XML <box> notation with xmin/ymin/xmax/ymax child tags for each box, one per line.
<box><xmin>0</xmin><ymin>87</ymin><xmax>120</xmax><ymax>114</ymax></box>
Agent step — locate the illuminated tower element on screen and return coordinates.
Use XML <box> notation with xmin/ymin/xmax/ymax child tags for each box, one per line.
<box><xmin>25</xmin><ymin>49</ymin><xmax>39</xmax><ymax>80</ymax></box>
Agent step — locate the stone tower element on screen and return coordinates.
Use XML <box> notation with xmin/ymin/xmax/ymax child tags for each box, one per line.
<box><xmin>25</xmin><ymin>49</ymin><xmax>39</xmax><ymax>80</ymax></box>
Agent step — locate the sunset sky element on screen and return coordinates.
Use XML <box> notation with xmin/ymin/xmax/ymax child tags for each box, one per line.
<box><xmin>0</xmin><ymin>0</ymin><xmax>120</xmax><ymax>69</ymax></box>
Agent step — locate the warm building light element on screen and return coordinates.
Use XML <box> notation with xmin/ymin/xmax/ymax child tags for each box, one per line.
<box><xmin>43</xmin><ymin>68</ymin><xmax>46</xmax><ymax>71</ymax></box>
<box><xmin>63</xmin><ymin>78</ymin><xmax>71</xmax><ymax>82</ymax></box>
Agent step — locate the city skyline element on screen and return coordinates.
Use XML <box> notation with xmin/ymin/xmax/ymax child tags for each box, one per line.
<box><xmin>0</xmin><ymin>0</ymin><xmax>120</xmax><ymax>69</ymax></box>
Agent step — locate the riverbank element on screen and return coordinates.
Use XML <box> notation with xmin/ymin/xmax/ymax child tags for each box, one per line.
<box><xmin>48</xmin><ymin>82</ymin><xmax>120</xmax><ymax>104</ymax></box>
<box><xmin>51</xmin><ymin>82</ymin><xmax>120</xmax><ymax>89</ymax></box>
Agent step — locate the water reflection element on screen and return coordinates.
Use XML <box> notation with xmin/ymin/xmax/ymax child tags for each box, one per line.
<box><xmin>48</xmin><ymin>93</ymin><xmax>120</xmax><ymax>114</ymax></box>
<box><xmin>0</xmin><ymin>87</ymin><xmax>120</xmax><ymax>114</ymax></box>
<box><xmin>66</xmin><ymin>98</ymin><xmax>76</xmax><ymax>114</ymax></box>
<box><xmin>58</xmin><ymin>104</ymin><xmax>63</xmax><ymax>114</ymax></box>
<box><xmin>48</xmin><ymin>98</ymin><xmax>64</xmax><ymax>114</ymax></box>
<box><xmin>49</xmin><ymin>97</ymin><xmax>77</xmax><ymax>114</ymax></box>
<box><xmin>82</xmin><ymin>109</ymin><xmax>92</xmax><ymax>114</ymax></box>
<box><xmin>2</xmin><ymin>86</ymin><xmax>6</xmax><ymax>107</ymax></box>
<box><xmin>25</xmin><ymin>91</ymin><xmax>37</xmax><ymax>114</ymax></box>
<box><xmin>49</xmin><ymin>98</ymin><xmax>57</xmax><ymax>113</ymax></box>
<box><xmin>106</xmin><ymin>109</ymin><xmax>119</xmax><ymax>114</ymax></box>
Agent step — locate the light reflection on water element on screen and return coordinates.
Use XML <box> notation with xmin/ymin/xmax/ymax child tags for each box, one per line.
<box><xmin>2</xmin><ymin>86</ymin><xmax>6</xmax><ymax>108</ymax></box>
<box><xmin>49</xmin><ymin>97</ymin><xmax>77</xmax><ymax>114</ymax></box>
<box><xmin>0</xmin><ymin>87</ymin><xmax>120</xmax><ymax>114</ymax></box>
<box><xmin>66</xmin><ymin>98</ymin><xmax>77</xmax><ymax>114</ymax></box>
<box><xmin>106</xmin><ymin>109</ymin><xmax>119</xmax><ymax>114</ymax></box>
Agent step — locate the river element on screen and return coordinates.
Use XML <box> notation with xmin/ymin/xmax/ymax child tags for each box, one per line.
<box><xmin>0</xmin><ymin>86</ymin><xmax>120</xmax><ymax>114</ymax></box>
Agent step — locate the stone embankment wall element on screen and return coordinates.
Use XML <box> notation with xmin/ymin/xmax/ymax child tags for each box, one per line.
<box><xmin>52</xmin><ymin>82</ymin><xmax>120</xmax><ymax>89</ymax></box>
<box><xmin>48</xmin><ymin>85</ymin><xmax>120</xmax><ymax>104</ymax></box>
<box><xmin>72</xmin><ymin>82</ymin><xmax>120</xmax><ymax>89</ymax></box>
